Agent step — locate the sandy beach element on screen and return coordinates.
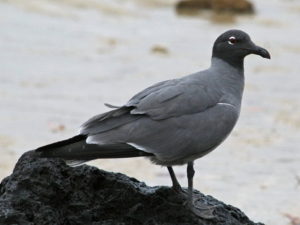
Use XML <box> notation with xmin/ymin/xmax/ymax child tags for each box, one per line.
<box><xmin>0</xmin><ymin>0</ymin><xmax>300</xmax><ymax>224</ymax></box>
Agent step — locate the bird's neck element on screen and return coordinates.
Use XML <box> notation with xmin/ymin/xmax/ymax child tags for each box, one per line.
<box><xmin>211</xmin><ymin>55</ymin><xmax>244</xmax><ymax>71</ymax></box>
<box><xmin>210</xmin><ymin>57</ymin><xmax>245</xmax><ymax>108</ymax></box>
<box><xmin>210</xmin><ymin>57</ymin><xmax>244</xmax><ymax>77</ymax></box>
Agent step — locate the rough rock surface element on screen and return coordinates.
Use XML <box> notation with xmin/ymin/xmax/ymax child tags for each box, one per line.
<box><xmin>176</xmin><ymin>0</ymin><xmax>254</xmax><ymax>14</ymax></box>
<box><xmin>0</xmin><ymin>151</ymin><xmax>264</xmax><ymax>225</ymax></box>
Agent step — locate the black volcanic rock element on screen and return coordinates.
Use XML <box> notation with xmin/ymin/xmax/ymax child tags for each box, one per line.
<box><xmin>0</xmin><ymin>151</ymin><xmax>264</xmax><ymax>225</ymax></box>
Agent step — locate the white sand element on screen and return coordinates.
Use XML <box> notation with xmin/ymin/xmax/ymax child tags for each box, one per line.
<box><xmin>0</xmin><ymin>0</ymin><xmax>299</xmax><ymax>224</ymax></box>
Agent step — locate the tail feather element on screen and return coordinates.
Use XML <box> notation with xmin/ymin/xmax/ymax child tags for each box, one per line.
<box><xmin>35</xmin><ymin>135</ymin><xmax>153</xmax><ymax>162</ymax></box>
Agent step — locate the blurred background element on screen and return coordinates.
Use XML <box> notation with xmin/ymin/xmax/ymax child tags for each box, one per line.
<box><xmin>0</xmin><ymin>0</ymin><xmax>299</xmax><ymax>224</ymax></box>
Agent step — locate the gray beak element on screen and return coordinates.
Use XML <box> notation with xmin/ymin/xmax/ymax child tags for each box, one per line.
<box><xmin>252</xmin><ymin>45</ymin><xmax>271</xmax><ymax>59</ymax></box>
<box><xmin>243</xmin><ymin>40</ymin><xmax>271</xmax><ymax>59</ymax></box>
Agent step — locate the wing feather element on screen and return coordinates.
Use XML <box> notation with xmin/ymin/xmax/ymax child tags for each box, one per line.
<box><xmin>127</xmin><ymin>77</ymin><xmax>221</xmax><ymax>120</ymax></box>
<box><xmin>80</xmin><ymin>71</ymin><xmax>222</xmax><ymax>134</ymax></box>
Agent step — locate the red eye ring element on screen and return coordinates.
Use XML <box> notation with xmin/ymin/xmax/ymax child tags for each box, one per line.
<box><xmin>228</xmin><ymin>36</ymin><xmax>237</xmax><ymax>45</ymax></box>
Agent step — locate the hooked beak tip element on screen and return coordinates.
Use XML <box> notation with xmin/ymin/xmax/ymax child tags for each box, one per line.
<box><xmin>255</xmin><ymin>46</ymin><xmax>271</xmax><ymax>59</ymax></box>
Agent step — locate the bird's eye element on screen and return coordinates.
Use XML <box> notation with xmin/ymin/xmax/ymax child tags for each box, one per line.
<box><xmin>228</xmin><ymin>36</ymin><xmax>238</xmax><ymax>45</ymax></box>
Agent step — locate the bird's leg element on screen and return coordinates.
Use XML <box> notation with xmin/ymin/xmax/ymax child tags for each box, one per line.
<box><xmin>167</xmin><ymin>166</ymin><xmax>182</xmax><ymax>192</ymax></box>
<box><xmin>187</xmin><ymin>161</ymin><xmax>195</xmax><ymax>206</ymax></box>
<box><xmin>186</xmin><ymin>161</ymin><xmax>216</xmax><ymax>219</ymax></box>
<box><xmin>167</xmin><ymin>163</ymin><xmax>216</xmax><ymax>219</ymax></box>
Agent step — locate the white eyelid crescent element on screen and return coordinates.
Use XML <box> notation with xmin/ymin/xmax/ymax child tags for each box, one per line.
<box><xmin>228</xmin><ymin>36</ymin><xmax>236</xmax><ymax>45</ymax></box>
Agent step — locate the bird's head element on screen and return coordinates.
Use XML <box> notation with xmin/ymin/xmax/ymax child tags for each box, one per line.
<box><xmin>212</xmin><ymin>29</ymin><xmax>270</xmax><ymax>68</ymax></box>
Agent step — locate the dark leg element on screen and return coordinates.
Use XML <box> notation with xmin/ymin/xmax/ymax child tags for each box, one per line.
<box><xmin>186</xmin><ymin>161</ymin><xmax>216</xmax><ymax>219</ymax></box>
<box><xmin>167</xmin><ymin>166</ymin><xmax>182</xmax><ymax>192</ymax></box>
<box><xmin>187</xmin><ymin>161</ymin><xmax>195</xmax><ymax>205</ymax></box>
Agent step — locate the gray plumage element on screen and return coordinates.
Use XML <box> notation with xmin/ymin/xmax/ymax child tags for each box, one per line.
<box><xmin>35</xmin><ymin>29</ymin><xmax>270</xmax><ymax>217</ymax></box>
<box><xmin>36</xmin><ymin>28</ymin><xmax>271</xmax><ymax>167</ymax></box>
<box><xmin>80</xmin><ymin>58</ymin><xmax>243</xmax><ymax>165</ymax></box>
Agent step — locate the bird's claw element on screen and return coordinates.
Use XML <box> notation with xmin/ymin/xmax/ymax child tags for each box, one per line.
<box><xmin>170</xmin><ymin>186</ymin><xmax>217</xmax><ymax>219</ymax></box>
<box><xmin>189</xmin><ymin>203</ymin><xmax>217</xmax><ymax>219</ymax></box>
<box><xmin>171</xmin><ymin>185</ymin><xmax>184</xmax><ymax>194</ymax></box>
<box><xmin>183</xmin><ymin>195</ymin><xmax>219</xmax><ymax>219</ymax></box>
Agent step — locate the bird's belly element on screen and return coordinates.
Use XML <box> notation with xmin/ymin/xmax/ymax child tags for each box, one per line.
<box><xmin>145</xmin><ymin>104</ymin><xmax>240</xmax><ymax>165</ymax></box>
